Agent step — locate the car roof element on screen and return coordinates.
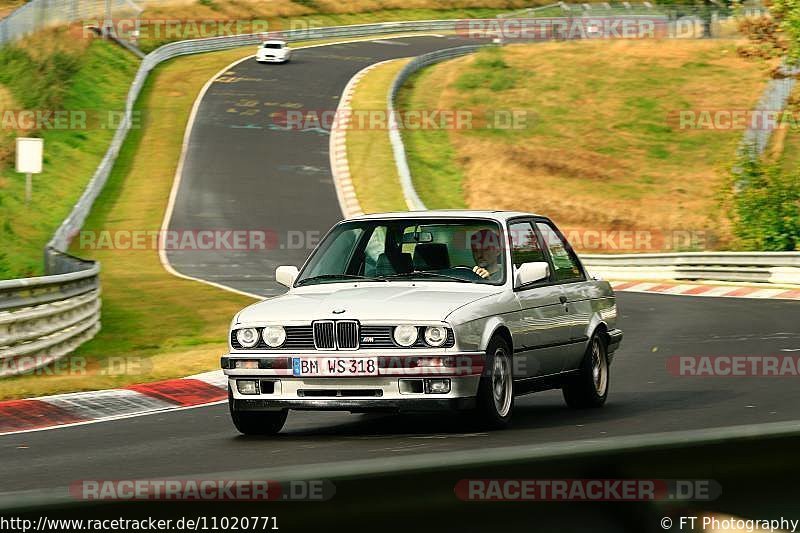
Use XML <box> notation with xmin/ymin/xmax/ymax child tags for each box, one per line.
<box><xmin>262</xmin><ymin>39</ymin><xmax>286</xmax><ymax>45</ymax></box>
<box><xmin>347</xmin><ymin>210</ymin><xmax>542</xmax><ymax>222</ymax></box>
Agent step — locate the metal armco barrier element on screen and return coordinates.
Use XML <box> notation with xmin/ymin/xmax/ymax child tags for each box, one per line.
<box><xmin>582</xmin><ymin>252</ymin><xmax>800</xmax><ymax>284</ymax></box>
<box><xmin>0</xmin><ymin>249</ymin><xmax>100</xmax><ymax>377</ymax></box>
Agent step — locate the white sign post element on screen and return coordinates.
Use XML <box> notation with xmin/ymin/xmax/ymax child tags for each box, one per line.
<box><xmin>15</xmin><ymin>137</ymin><xmax>43</xmax><ymax>205</ymax></box>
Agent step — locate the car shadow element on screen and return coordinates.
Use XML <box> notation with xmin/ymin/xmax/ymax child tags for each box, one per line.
<box><xmin>237</xmin><ymin>388</ymin><xmax>740</xmax><ymax>439</ymax></box>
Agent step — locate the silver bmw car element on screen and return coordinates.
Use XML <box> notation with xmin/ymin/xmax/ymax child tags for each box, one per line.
<box><xmin>222</xmin><ymin>211</ymin><xmax>623</xmax><ymax>434</ymax></box>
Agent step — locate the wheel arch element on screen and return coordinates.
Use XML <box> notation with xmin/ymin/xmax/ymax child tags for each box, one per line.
<box><xmin>587</xmin><ymin>320</ymin><xmax>615</xmax><ymax>363</ymax></box>
<box><xmin>479</xmin><ymin>317</ymin><xmax>514</xmax><ymax>353</ymax></box>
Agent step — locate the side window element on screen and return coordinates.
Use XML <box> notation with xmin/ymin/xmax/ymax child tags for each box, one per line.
<box><xmin>536</xmin><ymin>222</ymin><xmax>583</xmax><ymax>282</ymax></box>
<box><xmin>508</xmin><ymin>222</ymin><xmax>545</xmax><ymax>269</ymax></box>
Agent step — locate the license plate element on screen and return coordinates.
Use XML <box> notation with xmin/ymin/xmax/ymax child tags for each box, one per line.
<box><xmin>292</xmin><ymin>357</ymin><xmax>378</xmax><ymax>377</ymax></box>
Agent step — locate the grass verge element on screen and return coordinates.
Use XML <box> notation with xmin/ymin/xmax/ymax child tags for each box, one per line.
<box><xmin>347</xmin><ymin>58</ymin><xmax>411</xmax><ymax>213</ymax></box>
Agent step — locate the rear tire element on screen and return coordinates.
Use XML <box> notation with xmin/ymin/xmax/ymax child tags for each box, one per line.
<box><xmin>229</xmin><ymin>389</ymin><xmax>288</xmax><ymax>435</ymax></box>
<box><xmin>563</xmin><ymin>334</ymin><xmax>609</xmax><ymax>408</ymax></box>
<box><xmin>474</xmin><ymin>335</ymin><xmax>514</xmax><ymax>430</ymax></box>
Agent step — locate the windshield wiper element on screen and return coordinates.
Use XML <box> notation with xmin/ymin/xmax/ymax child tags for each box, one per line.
<box><xmin>295</xmin><ymin>274</ymin><xmax>387</xmax><ymax>286</ymax></box>
<box><xmin>381</xmin><ymin>271</ymin><xmax>474</xmax><ymax>283</ymax></box>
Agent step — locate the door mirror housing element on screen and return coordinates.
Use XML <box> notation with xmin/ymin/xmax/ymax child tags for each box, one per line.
<box><xmin>276</xmin><ymin>266</ymin><xmax>299</xmax><ymax>287</ymax></box>
<box><xmin>515</xmin><ymin>261</ymin><xmax>550</xmax><ymax>287</ymax></box>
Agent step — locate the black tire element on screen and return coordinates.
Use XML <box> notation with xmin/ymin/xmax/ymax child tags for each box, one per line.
<box><xmin>563</xmin><ymin>333</ymin><xmax>609</xmax><ymax>408</ymax></box>
<box><xmin>474</xmin><ymin>335</ymin><xmax>514</xmax><ymax>429</ymax></box>
<box><xmin>228</xmin><ymin>390</ymin><xmax>288</xmax><ymax>435</ymax></box>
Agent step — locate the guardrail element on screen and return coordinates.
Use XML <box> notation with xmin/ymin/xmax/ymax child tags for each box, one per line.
<box><xmin>0</xmin><ymin>249</ymin><xmax>100</xmax><ymax>377</ymax></box>
<box><xmin>738</xmin><ymin>63</ymin><xmax>800</xmax><ymax>158</ymax></box>
<box><xmin>582</xmin><ymin>252</ymin><xmax>800</xmax><ymax>284</ymax></box>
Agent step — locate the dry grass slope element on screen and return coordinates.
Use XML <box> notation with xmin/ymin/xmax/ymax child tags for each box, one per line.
<box><xmin>402</xmin><ymin>40</ymin><xmax>774</xmax><ymax>249</ymax></box>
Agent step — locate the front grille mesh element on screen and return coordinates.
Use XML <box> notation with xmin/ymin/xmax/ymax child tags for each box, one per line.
<box><xmin>313</xmin><ymin>321</ymin><xmax>335</xmax><ymax>350</ymax></box>
<box><xmin>336</xmin><ymin>321</ymin><xmax>359</xmax><ymax>350</ymax></box>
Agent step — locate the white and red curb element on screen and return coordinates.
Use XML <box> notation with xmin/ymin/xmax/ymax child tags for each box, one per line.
<box><xmin>0</xmin><ymin>370</ymin><xmax>227</xmax><ymax>435</ymax></box>
<box><xmin>610</xmin><ymin>280</ymin><xmax>800</xmax><ymax>300</ymax></box>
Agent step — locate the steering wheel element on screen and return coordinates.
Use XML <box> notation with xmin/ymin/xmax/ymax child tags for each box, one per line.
<box><xmin>451</xmin><ymin>266</ymin><xmax>484</xmax><ymax>279</ymax></box>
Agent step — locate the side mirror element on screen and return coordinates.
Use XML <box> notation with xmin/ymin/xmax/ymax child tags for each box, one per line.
<box><xmin>515</xmin><ymin>261</ymin><xmax>550</xmax><ymax>287</ymax></box>
<box><xmin>275</xmin><ymin>266</ymin><xmax>299</xmax><ymax>288</ymax></box>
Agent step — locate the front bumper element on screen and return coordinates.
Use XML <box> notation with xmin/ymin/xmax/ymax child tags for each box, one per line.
<box><xmin>256</xmin><ymin>55</ymin><xmax>288</xmax><ymax>63</ymax></box>
<box><xmin>224</xmin><ymin>351</ymin><xmax>484</xmax><ymax>412</ymax></box>
<box><xmin>226</xmin><ymin>374</ymin><xmax>481</xmax><ymax>412</ymax></box>
<box><xmin>232</xmin><ymin>396</ymin><xmax>476</xmax><ymax>413</ymax></box>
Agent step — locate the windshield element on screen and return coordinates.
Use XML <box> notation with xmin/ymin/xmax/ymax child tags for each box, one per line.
<box><xmin>296</xmin><ymin>218</ymin><xmax>506</xmax><ymax>286</ymax></box>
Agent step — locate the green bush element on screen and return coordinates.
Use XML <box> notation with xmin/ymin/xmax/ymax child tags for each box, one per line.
<box><xmin>772</xmin><ymin>0</ymin><xmax>800</xmax><ymax>62</ymax></box>
<box><xmin>730</xmin><ymin>152</ymin><xmax>800</xmax><ymax>250</ymax></box>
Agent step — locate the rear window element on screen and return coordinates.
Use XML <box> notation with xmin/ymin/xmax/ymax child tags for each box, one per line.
<box><xmin>263</xmin><ymin>43</ymin><xmax>284</xmax><ymax>49</ymax></box>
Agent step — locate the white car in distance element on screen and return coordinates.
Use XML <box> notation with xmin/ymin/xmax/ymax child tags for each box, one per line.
<box><xmin>256</xmin><ymin>40</ymin><xmax>291</xmax><ymax>63</ymax></box>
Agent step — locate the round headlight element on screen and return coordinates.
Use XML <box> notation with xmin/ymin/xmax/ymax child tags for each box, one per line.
<box><xmin>262</xmin><ymin>325</ymin><xmax>286</xmax><ymax>348</ymax></box>
<box><xmin>235</xmin><ymin>328</ymin><xmax>259</xmax><ymax>348</ymax></box>
<box><xmin>393</xmin><ymin>325</ymin><xmax>419</xmax><ymax>347</ymax></box>
<box><xmin>424</xmin><ymin>326</ymin><xmax>448</xmax><ymax>347</ymax></box>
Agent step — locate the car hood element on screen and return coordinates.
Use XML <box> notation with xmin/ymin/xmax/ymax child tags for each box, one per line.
<box><xmin>235</xmin><ymin>283</ymin><xmax>502</xmax><ymax>324</ymax></box>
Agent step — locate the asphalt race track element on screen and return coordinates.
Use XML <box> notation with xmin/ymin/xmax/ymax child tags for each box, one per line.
<box><xmin>165</xmin><ymin>35</ymin><xmax>486</xmax><ymax>297</ymax></box>
<box><xmin>2</xmin><ymin>36</ymin><xmax>800</xmax><ymax>496</ymax></box>
<box><xmin>2</xmin><ymin>286</ymin><xmax>800</xmax><ymax>492</ymax></box>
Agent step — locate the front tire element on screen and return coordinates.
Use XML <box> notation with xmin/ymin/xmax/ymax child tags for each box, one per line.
<box><xmin>562</xmin><ymin>334</ymin><xmax>609</xmax><ymax>408</ymax></box>
<box><xmin>229</xmin><ymin>389</ymin><xmax>288</xmax><ymax>435</ymax></box>
<box><xmin>474</xmin><ymin>335</ymin><xmax>514</xmax><ymax>429</ymax></box>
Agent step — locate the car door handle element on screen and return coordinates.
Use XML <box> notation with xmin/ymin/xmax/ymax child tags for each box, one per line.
<box><xmin>559</xmin><ymin>296</ymin><xmax>568</xmax><ymax>305</ymax></box>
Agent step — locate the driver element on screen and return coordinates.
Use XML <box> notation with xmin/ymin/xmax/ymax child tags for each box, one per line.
<box><xmin>471</xmin><ymin>228</ymin><xmax>503</xmax><ymax>280</ymax></box>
